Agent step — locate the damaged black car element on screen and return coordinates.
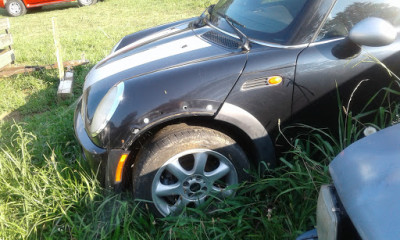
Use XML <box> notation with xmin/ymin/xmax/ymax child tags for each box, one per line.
<box><xmin>74</xmin><ymin>0</ymin><xmax>400</xmax><ymax>217</ymax></box>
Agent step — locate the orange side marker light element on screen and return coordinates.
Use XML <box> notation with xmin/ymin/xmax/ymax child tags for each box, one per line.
<box><xmin>115</xmin><ymin>154</ymin><xmax>128</xmax><ymax>182</ymax></box>
<box><xmin>268</xmin><ymin>76</ymin><xmax>283</xmax><ymax>85</ymax></box>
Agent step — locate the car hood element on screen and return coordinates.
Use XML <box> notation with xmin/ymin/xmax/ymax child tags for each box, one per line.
<box><xmin>329</xmin><ymin>124</ymin><xmax>400</xmax><ymax>240</ymax></box>
<box><xmin>83</xmin><ymin>20</ymin><xmax>242</xmax><ymax>91</ymax></box>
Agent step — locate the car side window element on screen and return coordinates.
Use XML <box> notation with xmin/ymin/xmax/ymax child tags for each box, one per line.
<box><xmin>317</xmin><ymin>0</ymin><xmax>400</xmax><ymax>41</ymax></box>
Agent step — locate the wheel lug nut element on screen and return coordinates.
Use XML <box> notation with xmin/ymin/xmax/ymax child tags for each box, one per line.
<box><xmin>196</xmin><ymin>176</ymin><xmax>202</xmax><ymax>181</ymax></box>
<box><xmin>202</xmin><ymin>187</ymin><xmax>207</xmax><ymax>191</ymax></box>
<box><xmin>183</xmin><ymin>181</ymin><xmax>189</xmax><ymax>187</ymax></box>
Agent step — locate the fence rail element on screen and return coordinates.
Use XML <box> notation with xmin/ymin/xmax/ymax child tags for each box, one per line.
<box><xmin>0</xmin><ymin>18</ymin><xmax>15</xmax><ymax>70</ymax></box>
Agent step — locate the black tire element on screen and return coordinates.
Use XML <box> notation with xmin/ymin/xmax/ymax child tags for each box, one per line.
<box><xmin>5</xmin><ymin>0</ymin><xmax>27</xmax><ymax>17</ymax></box>
<box><xmin>132</xmin><ymin>124</ymin><xmax>250</xmax><ymax>217</ymax></box>
<box><xmin>77</xmin><ymin>0</ymin><xmax>98</xmax><ymax>7</ymax></box>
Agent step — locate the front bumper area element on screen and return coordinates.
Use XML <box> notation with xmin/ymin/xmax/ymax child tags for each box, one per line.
<box><xmin>297</xmin><ymin>185</ymin><xmax>360</xmax><ymax>240</ymax></box>
<box><xmin>74</xmin><ymin>102</ymin><xmax>130</xmax><ymax>190</ymax></box>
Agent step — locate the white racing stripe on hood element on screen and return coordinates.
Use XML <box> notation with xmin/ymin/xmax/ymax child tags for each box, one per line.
<box><xmin>112</xmin><ymin>26</ymin><xmax>184</xmax><ymax>56</ymax></box>
<box><xmin>84</xmin><ymin>36</ymin><xmax>212</xmax><ymax>90</ymax></box>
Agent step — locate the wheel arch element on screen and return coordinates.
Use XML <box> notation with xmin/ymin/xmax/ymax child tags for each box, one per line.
<box><xmin>4</xmin><ymin>0</ymin><xmax>27</xmax><ymax>6</ymax></box>
<box><xmin>214</xmin><ymin>102</ymin><xmax>276</xmax><ymax>169</ymax></box>
<box><xmin>124</xmin><ymin>103</ymin><xmax>276</xmax><ymax>186</ymax></box>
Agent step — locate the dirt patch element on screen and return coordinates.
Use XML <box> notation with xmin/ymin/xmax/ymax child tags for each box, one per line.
<box><xmin>0</xmin><ymin>111</ymin><xmax>23</xmax><ymax>122</ymax></box>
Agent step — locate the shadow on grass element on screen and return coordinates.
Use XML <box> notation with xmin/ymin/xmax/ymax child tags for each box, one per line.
<box><xmin>0</xmin><ymin>63</ymin><xmax>93</xmax><ymax>161</ymax></box>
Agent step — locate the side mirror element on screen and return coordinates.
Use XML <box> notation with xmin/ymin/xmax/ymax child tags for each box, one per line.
<box><xmin>349</xmin><ymin>17</ymin><xmax>397</xmax><ymax>47</ymax></box>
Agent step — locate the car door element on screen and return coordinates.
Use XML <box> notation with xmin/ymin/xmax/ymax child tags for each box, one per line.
<box><xmin>221</xmin><ymin>0</ymin><xmax>334</xmax><ymax>134</ymax></box>
<box><xmin>24</xmin><ymin>0</ymin><xmax>63</xmax><ymax>5</ymax></box>
<box><xmin>24</xmin><ymin>0</ymin><xmax>49</xmax><ymax>4</ymax></box>
<box><xmin>292</xmin><ymin>0</ymin><xmax>400</xmax><ymax>127</ymax></box>
<box><xmin>223</xmin><ymin>46</ymin><xmax>303</xmax><ymax>133</ymax></box>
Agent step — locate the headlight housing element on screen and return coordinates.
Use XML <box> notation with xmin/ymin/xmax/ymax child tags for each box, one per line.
<box><xmin>89</xmin><ymin>82</ymin><xmax>124</xmax><ymax>137</ymax></box>
<box><xmin>316</xmin><ymin>185</ymin><xmax>340</xmax><ymax>240</ymax></box>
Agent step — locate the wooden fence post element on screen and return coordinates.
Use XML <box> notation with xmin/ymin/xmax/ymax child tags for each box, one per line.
<box><xmin>0</xmin><ymin>18</ymin><xmax>15</xmax><ymax>70</ymax></box>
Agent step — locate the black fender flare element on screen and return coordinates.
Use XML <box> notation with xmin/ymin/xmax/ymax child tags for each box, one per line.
<box><xmin>215</xmin><ymin>102</ymin><xmax>276</xmax><ymax>168</ymax></box>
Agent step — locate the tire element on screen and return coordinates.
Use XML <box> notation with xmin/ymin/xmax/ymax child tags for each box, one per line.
<box><xmin>77</xmin><ymin>0</ymin><xmax>98</xmax><ymax>7</ymax></box>
<box><xmin>132</xmin><ymin>124</ymin><xmax>250</xmax><ymax>217</ymax></box>
<box><xmin>5</xmin><ymin>0</ymin><xmax>27</xmax><ymax>17</ymax></box>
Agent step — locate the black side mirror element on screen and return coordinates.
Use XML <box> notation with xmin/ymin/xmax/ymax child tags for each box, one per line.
<box><xmin>332</xmin><ymin>17</ymin><xmax>397</xmax><ymax>59</ymax></box>
<box><xmin>349</xmin><ymin>17</ymin><xmax>397</xmax><ymax>47</ymax></box>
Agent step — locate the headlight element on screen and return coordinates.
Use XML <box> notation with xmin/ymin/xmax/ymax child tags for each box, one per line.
<box><xmin>89</xmin><ymin>82</ymin><xmax>124</xmax><ymax>137</ymax></box>
<box><xmin>316</xmin><ymin>185</ymin><xmax>340</xmax><ymax>240</ymax></box>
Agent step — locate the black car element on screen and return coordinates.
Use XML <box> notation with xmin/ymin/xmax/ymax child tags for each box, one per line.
<box><xmin>74</xmin><ymin>0</ymin><xmax>400</xmax><ymax>217</ymax></box>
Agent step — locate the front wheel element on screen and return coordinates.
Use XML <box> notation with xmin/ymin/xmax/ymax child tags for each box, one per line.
<box><xmin>77</xmin><ymin>0</ymin><xmax>97</xmax><ymax>7</ymax></box>
<box><xmin>5</xmin><ymin>0</ymin><xmax>27</xmax><ymax>17</ymax></box>
<box><xmin>132</xmin><ymin>124</ymin><xmax>250</xmax><ymax>217</ymax></box>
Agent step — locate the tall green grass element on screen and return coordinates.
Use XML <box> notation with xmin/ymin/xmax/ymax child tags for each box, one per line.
<box><xmin>0</xmin><ymin>123</ymin><xmax>164</xmax><ymax>239</ymax></box>
<box><xmin>0</xmin><ymin>124</ymin><xmax>95</xmax><ymax>239</ymax></box>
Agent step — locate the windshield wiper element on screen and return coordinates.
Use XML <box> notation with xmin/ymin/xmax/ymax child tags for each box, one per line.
<box><xmin>216</xmin><ymin>11</ymin><xmax>250</xmax><ymax>51</ymax></box>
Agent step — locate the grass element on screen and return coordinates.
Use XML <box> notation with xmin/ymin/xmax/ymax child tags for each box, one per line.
<box><xmin>0</xmin><ymin>0</ymin><xmax>399</xmax><ymax>239</ymax></box>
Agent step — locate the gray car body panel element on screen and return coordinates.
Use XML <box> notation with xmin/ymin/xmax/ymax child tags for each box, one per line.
<box><xmin>330</xmin><ymin>123</ymin><xmax>400</xmax><ymax>240</ymax></box>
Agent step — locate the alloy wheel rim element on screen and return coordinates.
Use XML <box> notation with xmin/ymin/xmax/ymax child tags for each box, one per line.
<box><xmin>151</xmin><ymin>149</ymin><xmax>238</xmax><ymax>216</ymax></box>
<box><xmin>9</xmin><ymin>2</ymin><xmax>22</xmax><ymax>15</ymax></box>
<box><xmin>80</xmin><ymin>0</ymin><xmax>93</xmax><ymax>5</ymax></box>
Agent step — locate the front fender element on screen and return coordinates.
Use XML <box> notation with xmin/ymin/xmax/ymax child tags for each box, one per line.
<box><xmin>94</xmin><ymin>52</ymin><xmax>247</xmax><ymax>149</ymax></box>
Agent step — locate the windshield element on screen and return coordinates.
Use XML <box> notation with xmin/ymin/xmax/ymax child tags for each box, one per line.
<box><xmin>210</xmin><ymin>0</ymin><xmax>310</xmax><ymax>45</ymax></box>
